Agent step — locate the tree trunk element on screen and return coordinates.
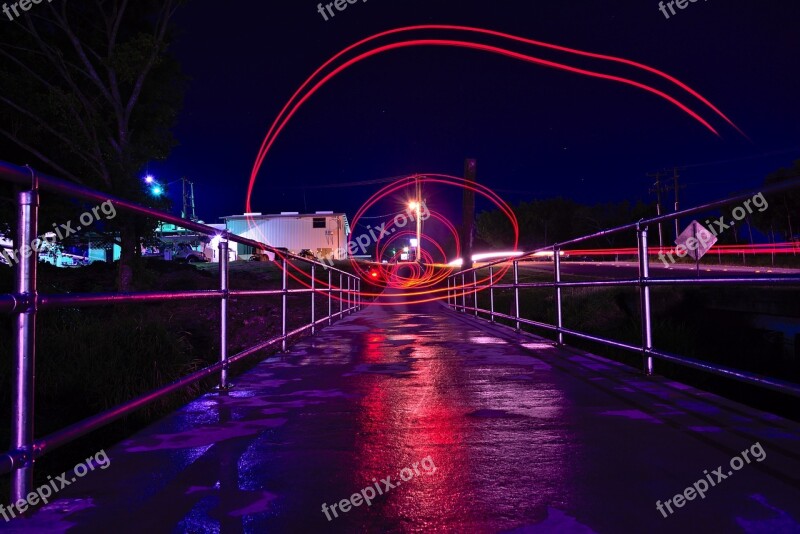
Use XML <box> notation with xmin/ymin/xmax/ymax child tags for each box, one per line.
<box><xmin>118</xmin><ymin>219</ymin><xmax>136</xmax><ymax>292</ymax></box>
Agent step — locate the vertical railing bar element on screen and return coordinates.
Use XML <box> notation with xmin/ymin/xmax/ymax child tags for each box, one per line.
<box><xmin>513</xmin><ymin>260</ymin><xmax>520</xmax><ymax>332</ymax></box>
<box><xmin>638</xmin><ymin>225</ymin><xmax>654</xmax><ymax>375</ymax></box>
<box><xmin>219</xmin><ymin>236</ymin><xmax>230</xmax><ymax>390</ymax></box>
<box><xmin>311</xmin><ymin>264</ymin><xmax>316</xmax><ymax>335</ymax></box>
<box><xmin>489</xmin><ymin>266</ymin><xmax>495</xmax><ymax>322</ymax></box>
<box><xmin>554</xmin><ymin>247</ymin><xmax>564</xmax><ymax>346</ymax></box>
<box><xmin>461</xmin><ymin>273</ymin><xmax>466</xmax><ymax>312</ymax></box>
<box><xmin>11</xmin><ymin>182</ymin><xmax>38</xmax><ymax>504</ymax></box>
<box><xmin>339</xmin><ymin>273</ymin><xmax>343</xmax><ymax>318</ymax></box>
<box><xmin>473</xmin><ymin>270</ymin><xmax>478</xmax><ymax>317</ymax></box>
<box><xmin>347</xmin><ymin>276</ymin><xmax>351</xmax><ymax>314</ymax></box>
<box><xmin>281</xmin><ymin>257</ymin><xmax>288</xmax><ymax>352</ymax></box>
<box><xmin>328</xmin><ymin>269</ymin><xmax>332</xmax><ymax>326</ymax></box>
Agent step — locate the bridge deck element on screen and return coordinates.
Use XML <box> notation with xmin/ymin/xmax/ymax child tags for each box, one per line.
<box><xmin>13</xmin><ymin>298</ymin><xmax>800</xmax><ymax>533</ymax></box>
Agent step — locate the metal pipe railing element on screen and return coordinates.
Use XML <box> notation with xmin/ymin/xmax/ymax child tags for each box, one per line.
<box><xmin>453</xmin><ymin>177</ymin><xmax>800</xmax><ymax>278</ymax></box>
<box><xmin>489</xmin><ymin>266</ymin><xmax>495</xmax><ymax>323</ymax></box>
<box><xmin>513</xmin><ymin>260</ymin><xmax>520</xmax><ymax>331</ymax></box>
<box><xmin>0</xmin><ymin>161</ymin><xmax>364</xmax><ymax>497</ymax></box>
<box><xmin>446</xmin><ymin>182</ymin><xmax>800</xmax><ymax>399</ymax></box>
<box><xmin>219</xmin><ymin>237</ymin><xmax>230</xmax><ymax>390</ymax></box>
<box><xmin>553</xmin><ymin>247</ymin><xmax>563</xmax><ymax>345</ymax></box>
<box><xmin>637</xmin><ymin>225</ymin><xmax>654</xmax><ymax>376</ymax></box>
<box><xmin>11</xmin><ymin>187</ymin><xmax>38</xmax><ymax>502</ymax></box>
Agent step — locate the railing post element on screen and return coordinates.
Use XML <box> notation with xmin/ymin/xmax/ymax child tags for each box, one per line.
<box><xmin>347</xmin><ymin>276</ymin><xmax>351</xmax><ymax>314</ymax></box>
<box><xmin>513</xmin><ymin>260</ymin><xmax>520</xmax><ymax>331</ymax></box>
<box><xmin>554</xmin><ymin>247</ymin><xmax>564</xmax><ymax>345</ymax></box>
<box><xmin>638</xmin><ymin>225</ymin><xmax>654</xmax><ymax>375</ymax></box>
<box><xmin>489</xmin><ymin>266</ymin><xmax>495</xmax><ymax>322</ymax></box>
<box><xmin>446</xmin><ymin>276</ymin><xmax>451</xmax><ymax>308</ymax></box>
<box><xmin>328</xmin><ymin>269</ymin><xmax>333</xmax><ymax>325</ymax></box>
<box><xmin>339</xmin><ymin>273</ymin><xmax>343</xmax><ymax>318</ymax></box>
<box><xmin>218</xmin><ymin>236</ymin><xmax>230</xmax><ymax>390</ymax></box>
<box><xmin>473</xmin><ymin>270</ymin><xmax>478</xmax><ymax>317</ymax></box>
<box><xmin>311</xmin><ymin>264</ymin><xmax>316</xmax><ymax>335</ymax></box>
<box><xmin>11</xmin><ymin>184</ymin><xmax>38</xmax><ymax>504</ymax></box>
<box><xmin>461</xmin><ymin>273</ymin><xmax>466</xmax><ymax>312</ymax></box>
<box><xmin>281</xmin><ymin>257</ymin><xmax>288</xmax><ymax>352</ymax></box>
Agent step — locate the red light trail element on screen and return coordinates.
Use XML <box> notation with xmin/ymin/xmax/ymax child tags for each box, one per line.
<box><xmin>243</xmin><ymin>26</ymin><xmax>745</xmax><ymax>304</ymax></box>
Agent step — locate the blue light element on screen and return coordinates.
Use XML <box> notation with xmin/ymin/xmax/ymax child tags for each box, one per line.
<box><xmin>150</xmin><ymin>185</ymin><xmax>164</xmax><ymax>196</ymax></box>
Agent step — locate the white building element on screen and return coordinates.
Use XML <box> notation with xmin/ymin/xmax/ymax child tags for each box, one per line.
<box><xmin>222</xmin><ymin>212</ymin><xmax>350</xmax><ymax>260</ymax></box>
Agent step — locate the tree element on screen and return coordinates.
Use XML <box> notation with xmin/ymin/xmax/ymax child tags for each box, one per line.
<box><xmin>0</xmin><ymin>0</ymin><xmax>186</xmax><ymax>289</ymax></box>
<box><xmin>476</xmin><ymin>196</ymin><xmax>656</xmax><ymax>251</ymax></box>
<box><xmin>752</xmin><ymin>160</ymin><xmax>800</xmax><ymax>243</ymax></box>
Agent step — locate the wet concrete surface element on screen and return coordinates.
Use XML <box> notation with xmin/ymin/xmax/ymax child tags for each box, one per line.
<box><xmin>8</xmin><ymin>294</ymin><xmax>800</xmax><ymax>533</ymax></box>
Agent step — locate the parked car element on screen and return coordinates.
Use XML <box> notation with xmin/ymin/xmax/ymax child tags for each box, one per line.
<box><xmin>248</xmin><ymin>247</ymin><xmax>289</xmax><ymax>262</ymax></box>
<box><xmin>174</xmin><ymin>243</ymin><xmax>209</xmax><ymax>263</ymax></box>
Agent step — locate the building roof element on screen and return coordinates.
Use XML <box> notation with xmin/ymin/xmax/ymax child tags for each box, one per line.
<box><xmin>221</xmin><ymin>212</ymin><xmax>347</xmax><ymax>220</ymax></box>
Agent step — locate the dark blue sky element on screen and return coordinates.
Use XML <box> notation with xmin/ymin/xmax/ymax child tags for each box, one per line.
<box><xmin>150</xmin><ymin>0</ymin><xmax>800</xmax><ymax>225</ymax></box>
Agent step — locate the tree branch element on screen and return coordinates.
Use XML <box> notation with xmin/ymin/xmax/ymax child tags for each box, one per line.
<box><xmin>0</xmin><ymin>128</ymin><xmax>85</xmax><ymax>185</ymax></box>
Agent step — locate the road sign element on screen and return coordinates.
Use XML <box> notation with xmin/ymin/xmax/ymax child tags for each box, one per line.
<box><xmin>675</xmin><ymin>220</ymin><xmax>717</xmax><ymax>261</ymax></box>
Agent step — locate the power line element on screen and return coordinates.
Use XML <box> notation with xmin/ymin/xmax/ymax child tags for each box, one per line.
<box><xmin>267</xmin><ymin>174</ymin><xmax>413</xmax><ymax>190</ymax></box>
<box><xmin>679</xmin><ymin>147</ymin><xmax>800</xmax><ymax>170</ymax></box>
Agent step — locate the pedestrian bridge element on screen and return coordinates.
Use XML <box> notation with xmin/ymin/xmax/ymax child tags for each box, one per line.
<box><xmin>2</xmin><ymin>161</ymin><xmax>800</xmax><ymax>532</ymax></box>
<box><xmin>8</xmin><ymin>292</ymin><xmax>800</xmax><ymax>533</ymax></box>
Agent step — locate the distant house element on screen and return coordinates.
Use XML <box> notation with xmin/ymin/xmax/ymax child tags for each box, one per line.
<box><xmin>222</xmin><ymin>212</ymin><xmax>350</xmax><ymax>260</ymax></box>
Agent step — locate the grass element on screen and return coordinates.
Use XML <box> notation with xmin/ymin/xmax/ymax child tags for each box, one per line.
<box><xmin>470</xmin><ymin>265</ymin><xmax>800</xmax><ymax>419</ymax></box>
<box><xmin>0</xmin><ymin>258</ymin><xmax>353</xmax><ymax>495</ymax></box>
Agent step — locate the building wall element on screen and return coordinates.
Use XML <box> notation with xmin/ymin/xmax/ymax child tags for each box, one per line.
<box><xmin>225</xmin><ymin>215</ymin><xmax>348</xmax><ymax>259</ymax></box>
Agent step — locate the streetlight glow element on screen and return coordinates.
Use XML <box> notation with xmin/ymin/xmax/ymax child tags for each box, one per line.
<box><xmin>144</xmin><ymin>174</ymin><xmax>155</xmax><ymax>184</ymax></box>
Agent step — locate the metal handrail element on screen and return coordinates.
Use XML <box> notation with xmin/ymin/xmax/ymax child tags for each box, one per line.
<box><xmin>454</xmin><ymin>177</ymin><xmax>800</xmax><ymax>277</ymax></box>
<box><xmin>0</xmin><ymin>161</ymin><xmax>363</xmax><ymax>501</ymax></box>
<box><xmin>447</xmin><ymin>182</ymin><xmax>800</xmax><ymax>399</ymax></box>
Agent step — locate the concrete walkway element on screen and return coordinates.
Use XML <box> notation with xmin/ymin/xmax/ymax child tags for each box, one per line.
<box><xmin>9</xmin><ymin>298</ymin><xmax>800</xmax><ymax>533</ymax></box>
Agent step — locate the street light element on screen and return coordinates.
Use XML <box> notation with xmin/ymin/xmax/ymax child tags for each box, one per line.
<box><xmin>408</xmin><ymin>199</ymin><xmax>422</xmax><ymax>262</ymax></box>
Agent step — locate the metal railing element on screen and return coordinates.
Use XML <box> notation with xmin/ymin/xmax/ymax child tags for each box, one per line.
<box><xmin>0</xmin><ymin>161</ymin><xmax>362</xmax><ymax>502</ymax></box>
<box><xmin>447</xmin><ymin>179</ymin><xmax>800</xmax><ymax>398</ymax></box>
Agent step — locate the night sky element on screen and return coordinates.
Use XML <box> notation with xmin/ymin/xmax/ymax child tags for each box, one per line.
<box><xmin>150</xmin><ymin>0</ymin><xmax>800</xmax><ymax>227</ymax></box>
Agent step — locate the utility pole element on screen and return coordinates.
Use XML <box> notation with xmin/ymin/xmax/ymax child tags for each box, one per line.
<box><xmin>647</xmin><ymin>171</ymin><xmax>667</xmax><ymax>250</ymax></box>
<box><xmin>672</xmin><ymin>167</ymin><xmax>681</xmax><ymax>241</ymax></box>
<box><xmin>462</xmin><ymin>159</ymin><xmax>476</xmax><ymax>271</ymax></box>
<box><xmin>415</xmin><ymin>175</ymin><xmax>422</xmax><ymax>262</ymax></box>
<box><xmin>181</xmin><ymin>177</ymin><xmax>198</xmax><ymax>222</ymax></box>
